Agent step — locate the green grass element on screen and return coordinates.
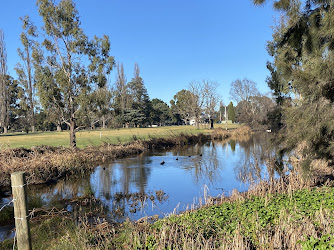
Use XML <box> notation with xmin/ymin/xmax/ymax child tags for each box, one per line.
<box><xmin>146</xmin><ymin>187</ymin><xmax>334</xmax><ymax>249</ymax></box>
<box><xmin>0</xmin><ymin>124</ymin><xmax>239</xmax><ymax>149</ymax></box>
<box><xmin>1</xmin><ymin>186</ymin><xmax>333</xmax><ymax>249</ymax></box>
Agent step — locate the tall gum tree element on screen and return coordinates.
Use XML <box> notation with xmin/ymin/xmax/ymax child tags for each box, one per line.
<box><xmin>35</xmin><ymin>0</ymin><xmax>114</xmax><ymax>147</ymax></box>
<box><xmin>0</xmin><ymin>29</ymin><xmax>8</xmax><ymax>133</ymax></box>
<box><xmin>15</xmin><ymin>16</ymin><xmax>38</xmax><ymax>133</ymax></box>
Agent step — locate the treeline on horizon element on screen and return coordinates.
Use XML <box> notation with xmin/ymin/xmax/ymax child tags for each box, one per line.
<box><xmin>0</xmin><ymin>1</ymin><xmax>276</xmax><ymax>144</ymax></box>
<box><xmin>0</xmin><ymin>0</ymin><xmax>333</xmax><ymax>166</ymax></box>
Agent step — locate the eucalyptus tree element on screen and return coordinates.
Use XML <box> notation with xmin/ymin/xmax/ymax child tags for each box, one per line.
<box><xmin>254</xmin><ymin>0</ymin><xmax>334</xmax><ymax>161</ymax></box>
<box><xmin>0</xmin><ymin>29</ymin><xmax>8</xmax><ymax>133</ymax></box>
<box><xmin>15</xmin><ymin>16</ymin><xmax>38</xmax><ymax>133</ymax></box>
<box><xmin>34</xmin><ymin>0</ymin><xmax>114</xmax><ymax>147</ymax></box>
<box><xmin>170</xmin><ymin>89</ymin><xmax>193</xmax><ymax>125</ymax></box>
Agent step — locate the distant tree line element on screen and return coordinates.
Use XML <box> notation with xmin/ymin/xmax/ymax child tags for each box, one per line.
<box><xmin>0</xmin><ymin>0</ymin><xmax>278</xmax><ymax>148</ymax></box>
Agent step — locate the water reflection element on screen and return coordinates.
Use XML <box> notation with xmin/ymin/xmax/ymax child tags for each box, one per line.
<box><xmin>234</xmin><ymin>133</ymin><xmax>282</xmax><ymax>184</ymax></box>
<box><xmin>1</xmin><ymin>133</ymin><xmax>284</xmax><ymax>238</ymax></box>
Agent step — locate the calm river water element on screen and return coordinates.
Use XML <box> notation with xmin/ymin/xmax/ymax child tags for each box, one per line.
<box><xmin>0</xmin><ymin>133</ymin><xmax>284</xmax><ymax>241</ymax></box>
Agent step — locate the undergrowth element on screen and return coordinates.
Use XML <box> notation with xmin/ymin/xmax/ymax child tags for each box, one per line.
<box><xmin>114</xmin><ymin>186</ymin><xmax>334</xmax><ymax>249</ymax></box>
<box><xmin>1</xmin><ymin>186</ymin><xmax>333</xmax><ymax>249</ymax></box>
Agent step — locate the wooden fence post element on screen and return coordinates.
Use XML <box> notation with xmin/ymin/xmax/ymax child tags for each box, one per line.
<box><xmin>11</xmin><ymin>171</ymin><xmax>32</xmax><ymax>250</ymax></box>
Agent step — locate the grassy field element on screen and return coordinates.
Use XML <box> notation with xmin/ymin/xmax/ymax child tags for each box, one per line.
<box><xmin>0</xmin><ymin>124</ymin><xmax>239</xmax><ymax>149</ymax></box>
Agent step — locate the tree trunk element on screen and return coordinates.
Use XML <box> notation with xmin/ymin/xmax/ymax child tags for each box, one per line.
<box><xmin>210</xmin><ymin>119</ymin><xmax>214</xmax><ymax>129</ymax></box>
<box><xmin>57</xmin><ymin>124</ymin><xmax>62</xmax><ymax>132</ymax></box>
<box><xmin>3</xmin><ymin>126</ymin><xmax>7</xmax><ymax>134</ymax></box>
<box><xmin>31</xmin><ymin>125</ymin><xmax>35</xmax><ymax>133</ymax></box>
<box><xmin>102</xmin><ymin>116</ymin><xmax>106</xmax><ymax>129</ymax></box>
<box><xmin>196</xmin><ymin>120</ymin><xmax>200</xmax><ymax>130</ymax></box>
<box><xmin>70</xmin><ymin>116</ymin><xmax>76</xmax><ymax>148</ymax></box>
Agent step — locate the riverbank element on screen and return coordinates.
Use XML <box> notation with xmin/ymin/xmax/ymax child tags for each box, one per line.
<box><xmin>1</xmin><ymin>170</ymin><xmax>333</xmax><ymax>249</ymax></box>
<box><xmin>0</xmin><ymin>126</ymin><xmax>249</xmax><ymax>190</ymax></box>
<box><xmin>1</xmin><ymin>127</ymin><xmax>334</xmax><ymax>249</ymax></box>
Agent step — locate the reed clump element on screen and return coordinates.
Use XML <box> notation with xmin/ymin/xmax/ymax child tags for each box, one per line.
<box><xmin>0</xmin><ymin>142</ymin><xmax>146</xmax><ymax>189</ymax></box>
<box><xmin>211</xmin><ymin>125</ymin><xmax>251</xmax><ymax>140</ymax></box>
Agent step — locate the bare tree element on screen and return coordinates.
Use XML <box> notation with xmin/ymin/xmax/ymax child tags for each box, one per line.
<box><xmin>230</xmin><ymin>78</ymin><xmax>274</xmax><ymax>127</ymax></box>
<box><xmin>188</xmin><ymin>80</ymin><xmax>220</xmax><ymax>129</ymax></box>
<box><xmin>0</xmin><ymin>29</ymin><xmax>8</xmax><ymax>133</ymax></box>
<box><xmin>229</xmin><ymin>78</ymin><xmax>259</xmax><ymax>104</ymax></box>
<box><xmin>203</xmin><ymin>80</ymin><xmax>220</xmax><ymax>129</ymax></box>
<box><xmin>230</xmin><ymin>78</ymin><xmax>260</xmax><ymax>119</ymax></box>
<box><xmin>188</xmin><ymin>81</ymin><xmax>206</xmax><ymax>129</ymax></box>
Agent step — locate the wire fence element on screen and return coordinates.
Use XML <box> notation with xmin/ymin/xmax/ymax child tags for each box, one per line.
<box><xmin>3</xmin><ymin>172</ymin><xmax>33</xmax><ymax>250</ymax></box>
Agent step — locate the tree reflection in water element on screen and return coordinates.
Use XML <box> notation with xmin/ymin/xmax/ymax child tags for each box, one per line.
<box><xmin>234</xmin><ymin>133</ymin><xmax>283</xmax><ymax>185</ymax></box>
<box><xmin>17</xmin><ymin>133</ymin><xmax>285</xmax><ymax>224</ymax></box>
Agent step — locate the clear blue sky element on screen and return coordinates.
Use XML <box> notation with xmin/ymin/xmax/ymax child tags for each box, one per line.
<box><xmin>0</xmin><ymin>0</ymin><xmax>277</xmax><ymax>105</ymax></box>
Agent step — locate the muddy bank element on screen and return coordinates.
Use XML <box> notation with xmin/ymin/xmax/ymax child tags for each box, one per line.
<box><xmin>0</xmin><ymin>127</ymin><xmax>251</xmax><ymax>190</ymax></box>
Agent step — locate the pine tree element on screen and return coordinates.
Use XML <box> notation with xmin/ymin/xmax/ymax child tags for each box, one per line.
<box><xmin>255</xmin><ymin>0</ymin><xmax>334</xmax><ymax>161</ymax></box>
<box><xmin>127</xmin><ymin>63</ymin><xmax>150</xmax><ymax>127</ymax></box>
<box><xmin>227</xmin><ymin>102</ymin><xmax>235</xmax><ymax>123</ymax></box>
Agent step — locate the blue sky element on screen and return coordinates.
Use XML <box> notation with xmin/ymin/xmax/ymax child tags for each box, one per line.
<box><xmin>0</xmin><ymin>0</ymin><xmax>277</xmax><ymax>105</ymax></box>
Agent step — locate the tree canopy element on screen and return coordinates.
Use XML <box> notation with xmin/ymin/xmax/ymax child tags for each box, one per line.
<box><xmin>255</xmin><ymin>0</ymin><xmax>334</xmax><ymax>162</ymax></box>
<box><xmin>34</xmin><ymin>0</ymin><xmax>115</xmax><ymax>147</ymax></box>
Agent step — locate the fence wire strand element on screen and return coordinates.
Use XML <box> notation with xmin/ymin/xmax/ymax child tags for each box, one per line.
<box><xmin>0</xmin><ymin>199</ymin><xmax>14</xmax><ymax>212</ymax></box>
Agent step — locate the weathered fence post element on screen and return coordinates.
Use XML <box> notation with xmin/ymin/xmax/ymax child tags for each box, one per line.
<box><xmin>11</xmin><ymin>171</ymin><xmax>32</xmax><ymax>250</ymax></box>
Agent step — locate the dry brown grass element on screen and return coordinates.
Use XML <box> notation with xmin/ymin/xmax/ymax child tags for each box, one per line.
<box><xmin>211</xmin><ymin>125</ymin><xmax>252</xmax><ymax>140</ymax></box>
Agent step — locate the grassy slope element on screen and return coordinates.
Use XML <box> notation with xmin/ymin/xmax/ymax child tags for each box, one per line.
<box><xmin>0</xmin><ymin>124</ymin><xmax>239</xmax><ymax>149</ymax></box>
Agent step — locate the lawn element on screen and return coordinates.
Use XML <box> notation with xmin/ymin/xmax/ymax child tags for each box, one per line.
<box><xmin>0</xmin><ymin>124</ymin><xmax>239</xmax><ymax>149</ymax></box>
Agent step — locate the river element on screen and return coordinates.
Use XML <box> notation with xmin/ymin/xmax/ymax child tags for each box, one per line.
<box><xmin>0</xmin><ymin>133</ymin><xmax>285</xmax><ymax>241</ymax></box>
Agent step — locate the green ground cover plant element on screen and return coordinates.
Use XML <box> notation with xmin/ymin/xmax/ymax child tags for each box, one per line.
<box><xmin>114</xmin><ymin>186</ymin><xmax>334</xmax><ymax>249</ymax></box>
<box><xmin>2</xmin><ymin>186</ymin><xmax>333</xmax><ymax>249</ymax></box>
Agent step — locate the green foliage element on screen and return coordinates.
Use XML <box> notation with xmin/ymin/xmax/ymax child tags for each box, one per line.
<box><xmin>127</xmin><ymin>63</ymin><xmax>151</xmax><ymax>126</ymax></box>
<box><xmin>15</xmin><ymin>16</ymin><xmax>38</xmax><ymax>132</ymax></box>
<box><xmin>32</xmin><ymin>0</ymin><xmax>114</xmax><ymax>147</ymax></box>
<box><xmin>257</xmin><ymin>0</ymin><xmax>334</xmax><ymax>161</ymax></box>
<box><xmin>227</xmin><ymin>102</ymin><xmax>235</xmax><ymax>123</ymax></box>
<box><xmin>151</xmin><ymin>187</ymin><xmax>334</xmax><ymax>248</ymax></box>
<box><xmin>299</xmin><ymin>235</ymin><xmax>334</xmax><ymax>250</ymax></box>
<box><xmin>150</xmin><ymin>98</ymin><xmax>171</xmax><ymax>125</ymax></box>
<box><xmin>170</xmin><ymin>89</ymin><xmax>193</xmax><ymax>124</ymax></box>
